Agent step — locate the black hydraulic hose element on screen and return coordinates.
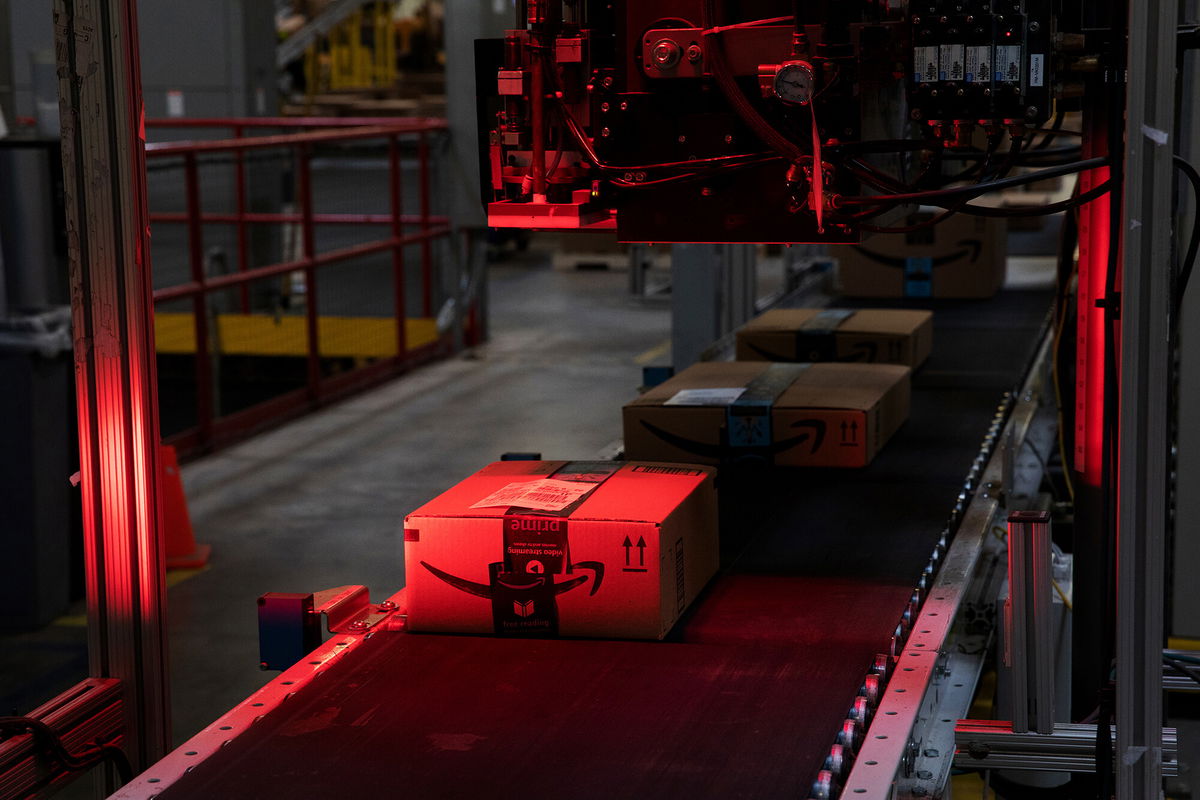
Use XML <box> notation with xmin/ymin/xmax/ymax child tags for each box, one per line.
<box><xmin>701</xmin><ymin>0</ymin><xmax>805</xmax><ymax>164</ymax></box>
<box><xmin>834</xmin><ymin>156</ymin><xmax>1110</xmax><ymax>207</ymax></box>
<box><xmin>1175</xmin><ymin>154</ymin><xmax>1200</xmax><ymax>306</ymax></box>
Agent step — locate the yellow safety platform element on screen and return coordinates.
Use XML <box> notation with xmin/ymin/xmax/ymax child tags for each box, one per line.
<box><xmin>155</xmin><ymin>313</ymin><xmax>440</xmax><ymax>358</ymax></box>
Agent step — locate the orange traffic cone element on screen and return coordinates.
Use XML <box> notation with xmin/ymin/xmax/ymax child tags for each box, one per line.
<box><xmin>161</xmin><ymin>445</ymin><xmax>211</xmax><ymax>569</ymax></box>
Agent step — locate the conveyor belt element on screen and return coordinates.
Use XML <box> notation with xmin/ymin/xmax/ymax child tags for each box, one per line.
<box><xmin>155</xmin><ymin>289</ymin><xmax>1052</xmax><ymax>800</ymax></box>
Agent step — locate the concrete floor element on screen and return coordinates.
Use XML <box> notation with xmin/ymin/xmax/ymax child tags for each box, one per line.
<box><xmin>167</xmin><ymin>250</ymin><xmax>671</xmax><ymax>742</ymax></box>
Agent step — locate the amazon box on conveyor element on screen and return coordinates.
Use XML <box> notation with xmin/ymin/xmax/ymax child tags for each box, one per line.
<box><xmin>404</xmin><ymin>461</ymin><xmax>718</xmax><ymax>640</ymax></box>
<box><xmin>623</xmin><ymin>362</ymin><xmax>910</xmax><ymax>468</ymax></box>
<box><xmin>833</xmin><ymin>213</ymin><xmax>1006</xmax><ymax>299</ymax></box>
<box><xmin>736</xmin><ymin>308</ymin><xmax>933</xmax><ymax>369</ymax></box>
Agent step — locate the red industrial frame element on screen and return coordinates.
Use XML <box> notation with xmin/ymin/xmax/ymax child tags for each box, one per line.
<box><xmin>142</xmin><ymin>117</ymin><xmax>462</xmax><ymax>456</ymax></box>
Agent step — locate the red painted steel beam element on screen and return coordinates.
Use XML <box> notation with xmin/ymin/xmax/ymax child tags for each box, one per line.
<box><xmin>54</xmin><ymin>0</ymin><xmax>171</xmax><ymax>774</ymax></box>
<box><xmin>144</xmin><ymin>125</ymin><xmax>444</xmax><ymax>157</ymax></box>
<box><xmin>151</xmin><ymin>228</ymin><xmax>452</xmax><ymax>303</ymax></box>
<box><xmin>144</xmin><ymin>116</ymin><xmax>449</xmax><ymax>131</ymax></box>
<box><xmin>148</xmin><ymin>212</ymin><xmax>450</xmax><ymax>226</ymax></box>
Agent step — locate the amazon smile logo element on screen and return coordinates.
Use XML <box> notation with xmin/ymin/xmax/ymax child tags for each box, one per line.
<box><xmin>853</xmin><ymin>238</ymin><xmax>982</xmax><ymax>268</ymax></box>
<box><xmin>638</xmin><ymin>418</ymin><xmax>826</xmax><ymax>458</ymax></box>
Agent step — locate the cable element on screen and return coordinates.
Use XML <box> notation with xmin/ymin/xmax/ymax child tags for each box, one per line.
<box><xmin>1175</xmin><ymin>155</ymin><xmax>1200</xmax><ymax>306</ymax></box>
<box><xmin>833</xmin><ymin>157</ymin><xmax>1109</xmax><ymax>208</ymax></box>
<box><xmin>701</xmin><ymin>0</ymin><xmax>805</xmax><ymax>164</ymax></box>
<box><xmin>1164</xmin><ymin>655</ymin><xmax>1200</xmax><ymax>688</ymax></box>
<box><xmin>1031</xmin><ymin>110</ymin><xmax>1066</xmax><ymax>151</ymax></box>
<box><xmin>0</xmin><ymin>716</ymin><xmax>133</xmax><ymax>785</ymax></box>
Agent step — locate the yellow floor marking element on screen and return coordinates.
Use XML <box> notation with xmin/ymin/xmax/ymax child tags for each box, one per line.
<box><xmin>634</xmin><ymin>338</ymin><xmax>671</xmax><ymax>366</ymax></box>
<box><xmin>166</xmin><ymin>565</ymin><xmax>211</xmax><ymax>588</ymax></box>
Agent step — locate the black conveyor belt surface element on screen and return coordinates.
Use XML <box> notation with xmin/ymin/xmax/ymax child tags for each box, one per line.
<box><xmin>157</xmin><ymin>290</ymin><xmax>1052</xmax><ymax>800</ymax></box>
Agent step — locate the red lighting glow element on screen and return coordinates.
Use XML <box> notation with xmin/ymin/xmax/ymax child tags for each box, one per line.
<box><xmin>1074</xmin><ymin>123</ymin><xmax>1111</xmax><ymax>488</ymax></box>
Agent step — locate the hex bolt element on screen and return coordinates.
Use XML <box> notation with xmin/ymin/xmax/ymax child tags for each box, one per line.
<box><xmin>348</xmin><ymin>619</ymin><xmax>368</xmax><ymax>631</ymax></box>
<box><xmin>378</xmin><ymin>600</ymin><xmax>397</xmax><ymax>611</ymax></box>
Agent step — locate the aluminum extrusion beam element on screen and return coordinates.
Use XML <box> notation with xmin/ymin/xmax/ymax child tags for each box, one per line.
<box><xmin>955</xmin><ymin>721</ymin><xmax>1179</xmax><ymax>776</ymax></box>
<box><xmin>53</xmin><ymin>0</ymin><xmax>170</xmax><ymax>771</ymax></box>
<box><xmin>1117</xmin><ymin>0</ymin><xmax>1178</xmax><ymax>795</ymax></box>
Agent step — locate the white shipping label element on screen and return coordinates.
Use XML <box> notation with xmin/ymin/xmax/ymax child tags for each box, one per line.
<box><xmin>940</xmin><ymin>45</ymin><xmax>965</xmax><ymax>82</ymax></box>
<box><xmin>994</xmin><ymin>46</ymin><xmax>1022</xmax><ymax>83</ymax></box>
<box><xmin>471</xmin><ymin>479</ymin><xmax>595</xmax><ymax>512</ymax></box>
<box><xmin>966</xmin><ymin>46</ymin><xmax>991</xmax><ymax>84</ymax></box>
<box><xmin>914</xmin><ymin>47</ymin><xmax>940</xmax><ymax>83</ymax></box>
<box><xmin>664</xmin><ymin>388</ymin><xmax>746</xmax><ymax>407</ymax></box>
<box><xmin>1029</xmin><ymin>54</ymin><xmax>1045</xmax><ymax>87</ymax></box>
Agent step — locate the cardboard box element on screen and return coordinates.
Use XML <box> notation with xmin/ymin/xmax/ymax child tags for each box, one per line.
<box><xmin>736</xmin><ymin>308</ymin><xmax>933</xmax><ymax>369</ymax></box>
<box><xmin>834</xmin><ymin>213</ymin><xmax>1006</xmax><ymax>298</ymax></box>
<box><xmin>624</xmin><ymin>362</ymin><xmax>911</xmax><ymax>468</ymax></box>
<box><xmin>404</xmin><ymin>461</ymin><xmax>717</xmax><ymax>640</ymax></box>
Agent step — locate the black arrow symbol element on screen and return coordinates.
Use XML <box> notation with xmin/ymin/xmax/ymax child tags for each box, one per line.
<box><xmin>851</xmin><ymin>420</ymin><xmax>859</xmax><ymax>442</ymax></box>
<box><xmin>623</xmin><ymin>535</ymin><xmax>632</xmax><ymax>566</ymax></box>
<box><xmin>841</xmin><ymin>420</ymin><xmax>848</xmax><ymax>442</ymax></box>
<box><xmin>636</xmin><ymin>536</ymin><xmax>646</xmax><ymax>567</ymax></box>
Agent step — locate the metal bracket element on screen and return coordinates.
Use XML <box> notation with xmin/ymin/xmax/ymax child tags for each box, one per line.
<box><xmin>257</xmin><ymin>585</ymin><xmax>398</xmax><ymax>670</ymax></box>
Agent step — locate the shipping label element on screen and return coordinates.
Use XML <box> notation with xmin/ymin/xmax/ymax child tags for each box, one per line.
<box><xmin>470</xmin><ymin>478</ymin><xmax>594</xmax><ymax>512</ymax></box>
<box><xmin>664</xmin><ymin>387</ymin><xmax>746</xmax><ymax>406</ymax></box>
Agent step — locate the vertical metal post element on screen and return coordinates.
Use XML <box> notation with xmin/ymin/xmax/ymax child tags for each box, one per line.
<box><xmin>233</xmin><ymin>124</ymin><xmax>250</xmax><ymax>313</ymax></box>
<box><xmin>1006</xmin><ymin>510</ymin><xmax>1055</xmax><ymax>735</ymax></box>
<box><xmin>419</xmin><ymin>130</ymin><xmax>433</xmax><ymax>318</ymax></box>
<box><xmin>183</xmin><ymin>153</ymin><xmax>213</xmax><ymax>444</ymax></box>
<box><xmin>1117</xmin><ymin>0</ymin><xmax>1177</xmax><ymax>795</ymax></box>
<box><xmin>53</xmin><ymin>0</ymin><xmax>170</xmax><ymax>772</ymax></box>
<box><xmin>389</xmin><ymin>135</ymin><xmax>408</xmax><ymax>358</ymax></box>
<box><xmin>296</xmin><ymin>143</ymin><xmax>321</xmax><ymax>402</ymax></box>
<box><xmin>671</xmin><ymin>243</ymin><xmax>721</xmax><ymax>370</ymax></box>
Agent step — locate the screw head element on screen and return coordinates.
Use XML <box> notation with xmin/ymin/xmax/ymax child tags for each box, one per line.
<box><xmin>619</xmin><ymin>101</ymin><xmax>628</xmax><ymax>111</ymax></box>
<box><xmin>600</xmin><ymin>102</ymin><xmax>610</xmax><ymax>112</ymax></box>
<box><xmin>677</xmin><ymin>134</ymin><xmax>687</xmax><ymax>144</ymax></box>
<box><xmin>1029</xmin><ymin>21</ymin><xmax>1040</xmax><ymax>32</ymax></box>
<box><xmin>1026</xmin><ymin>106</ymin><xmax>1039</xmax><ymax>118</ymax></box>
<box><xmin>601</xmin><ymin>76</ymin><xmax>614</xmax><ymax>89</ymax></box>
<box><xmin>723</xmin><ymin>134</ymin><xmax>733</xmax><ymax>144</ymax></box>
<box><xmin>600</xmin><ymin>127</ymin><xmax>611</xmax><ymax>137</ymax></box>
<box><xmin>685</xmin><ymin>44</ymin><xmax>703</xmax><ymax>63</ymax></box>
<box><xmin>378</xmin><ymin>600</ymin><xmax>397</xmax><ymax>611</ymax></box>
<box><xmin>348</xmin><ymin>619</ymin><xmax>367</xmax><ymax>631</ymax></box>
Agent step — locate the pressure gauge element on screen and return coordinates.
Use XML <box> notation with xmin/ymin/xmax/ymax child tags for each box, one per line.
<box><xmin>773</xmin><ymin>60</ymin><xmax>816</xmax><ymax>105</ymax></box>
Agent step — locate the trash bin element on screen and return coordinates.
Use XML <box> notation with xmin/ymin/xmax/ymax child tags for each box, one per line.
<box><xmin>0</xmin><ymin>307</ymin><xmax>78</xmax><ymax>630</ymax></box>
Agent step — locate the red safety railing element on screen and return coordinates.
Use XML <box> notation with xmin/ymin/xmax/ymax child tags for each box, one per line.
<box><xmin>144</xmin><ymin>117</ymin><xmax>459</xmax><ymax>457</ymax></box>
